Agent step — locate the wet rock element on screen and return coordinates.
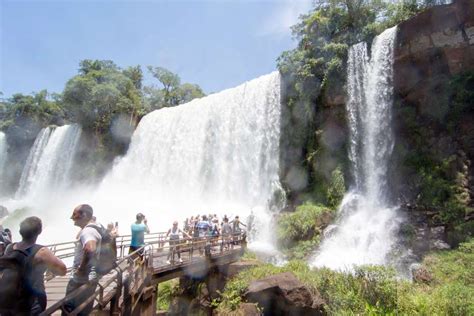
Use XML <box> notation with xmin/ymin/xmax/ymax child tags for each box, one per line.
<box><xmin>245</xmin><ymin>272</ymin><xmax>325</xmax><ymax>316</ymax></box>
<box><xmin>410</xmin><ymin>263</ymin><xmax>433</xmax><ymax>284</ymax></box>
<box><xmin>430</xmin><ymin>226</ymin><xmax>451</xmax><ymax>250</ymax></box>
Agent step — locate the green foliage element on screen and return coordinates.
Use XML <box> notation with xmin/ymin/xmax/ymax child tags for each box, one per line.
<box><xmin>286</xmin><ymin>237</ymin><xmax>321</xmax><ymax>260</ymax></box>
<box><xmin>145</xmin><ymin>66</ymin><xmax>205</xmax><ymax>109</ymax></box>
<box><xmin>277</xmin><ymin>202</ymin><xmax>333</xmax><ymax>251</ymax></box>
<box><xmin>397</xmin><ymin>238</ymin><xmax>474</xmax><ymax>315</ymax></box>
<box><xmin>63</xmin><ymin>60</ymin><xmax>143</xmax><ymax>133</ymax></box>
<box><xmin>327</xmin><ymin>166</ymin><xmax>345</xmax><ymax>208</ymax></box>
<box><xmin>0</xmin><ymin>90</ymin><xmax>65</xmax><ymax>131</ymax></box>
<box><xmin>156</xmin><ymin>279</ymin><xmax>179</xmax><ymax>311</ymax></box>
<box><xmin>241</xmin><ymin>249</ymin><xmax>257</xmax><ymax>260</ymax></box>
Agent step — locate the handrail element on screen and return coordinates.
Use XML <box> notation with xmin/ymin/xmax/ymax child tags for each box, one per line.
<box><xmin>41</xmin><ymin>231</ymin><xmax>247</xmax><ymax>315</ymax></box>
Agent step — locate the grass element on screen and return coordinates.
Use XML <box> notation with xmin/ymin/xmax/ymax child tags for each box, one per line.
<box><xmin>215</xmin><ymin>238</ymin><xmax>474</xmax><ymax>315</ymax></box>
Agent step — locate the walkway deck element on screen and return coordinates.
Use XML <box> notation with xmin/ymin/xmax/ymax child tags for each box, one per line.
<box><xmin>41</xmin><ymin>232</ymin><xmax>246</xmax><ymax>315</ymax></box>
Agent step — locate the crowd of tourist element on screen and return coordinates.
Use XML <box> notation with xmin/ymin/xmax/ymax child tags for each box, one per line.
<box><xmin>0</xmin><ymin>204</ymin><xmax>248</xmax><ymax>315</ymax></box>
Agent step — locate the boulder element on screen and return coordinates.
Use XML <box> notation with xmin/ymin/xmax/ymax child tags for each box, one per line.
<box><xmin>237</xmin><ymin>303</ymin><xmax>261</xmax><ymax>316</ymax></box>
<box><xmin>226</xmin><ymin>260</ymin><xmax>260</xmax><ymax>279</ymax></box>
<box><xmin>244</xmin><ymin>272</ymin><xmax>325</xmax><ymax>316</ymax></box>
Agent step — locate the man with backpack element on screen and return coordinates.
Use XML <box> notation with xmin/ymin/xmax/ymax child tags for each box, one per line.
<box><xmin>62</xmin><ymin>204</ymin><xmax>102</xmax><ymax>316</ymax></box>
<box><xmin>0</xmin><ymin>216</ymin><xmax>66</xmax><ymax>315</ymax></box>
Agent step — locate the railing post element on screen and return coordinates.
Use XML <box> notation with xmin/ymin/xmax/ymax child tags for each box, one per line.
<box><xmin>110</xmin><ymin>269</ymin><xmax>122</xmax><ymax>315</ymax></box>
<box><xmin>123</xmin><ymin>276</ymin><xmax>132</xmax><ymax>316</ymax></box>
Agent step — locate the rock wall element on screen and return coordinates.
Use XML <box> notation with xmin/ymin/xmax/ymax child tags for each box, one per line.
<box><xmin>392</xmin><ymin>0</ymin><xmax>474</xmax><ymax>202</ymax></box>
<box><xmin>391</xmin><ymin>0</ymin><xmax>474</xmax><ymax>248</ymax></box>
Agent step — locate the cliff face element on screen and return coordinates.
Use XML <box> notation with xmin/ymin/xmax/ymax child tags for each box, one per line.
<box><xmin>389</xmin><ymin>0</ymin><xmax>474</xmax><ymax>246</ymax></box>
<box><xmin>391</xmin><ymin>0</ymin><xmax>474</xmax><ymax>205</ymax></box>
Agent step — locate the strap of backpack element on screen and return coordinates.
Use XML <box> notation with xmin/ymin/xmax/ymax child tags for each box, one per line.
<box><xmin>86</xmin><ymin>224</ymin><xmax>105</xmax><ymax>238</ymax></box>
<box><xmin>28</xmin><ymin>244</ymin><xmax>43</xmax><ymax>259</ymax></box>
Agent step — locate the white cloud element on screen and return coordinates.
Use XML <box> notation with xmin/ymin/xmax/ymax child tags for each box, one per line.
<box><xmin>258</xmin><ymin>0</ymin><xmax>313</xmax><ymax>38</ymax></box>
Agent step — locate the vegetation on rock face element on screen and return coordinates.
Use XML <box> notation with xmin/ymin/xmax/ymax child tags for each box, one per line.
<box><xmin>215</xmin><ymin>238</ymin><xmax>474</xmax><ymax>315</ymax></box>
<box><xmin>277</xmin><ymin>202</ymin><xmax>334</xmax><ymax>259</ymax></box>
<box><xmin>397</xmin><ymin>71</ymin><xmax>474</xmax><ymax>243</ymax></box>
<box><xmin>156</xmin><ymin>280</ymin><xmax>179</xmax><ymax>311</ymax></box>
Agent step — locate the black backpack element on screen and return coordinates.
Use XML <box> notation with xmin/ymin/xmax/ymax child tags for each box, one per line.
<box><xmin>88</xmin><ymin>224</ymin><xmax>117</xmax><ymax>275</ymax></box>
<box><xmin>0</xmin><ymin>245</ymin><xmax>42</xmax><ymax>314</ymax></box>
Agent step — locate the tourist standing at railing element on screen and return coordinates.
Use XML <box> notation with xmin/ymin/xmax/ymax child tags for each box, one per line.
<box><xmin>0</xmin><ymin>216</ymin><xmax>66</xmax><ymax>315</ymax></box>
<box><xmin>129</xmin><ymin>213</ymin><xmax>150</xmax><ymax>254</ymax></box>
<box><xmin>184</xmin><ymin>217</ymin><xmax>190</xmax><ymax>234</ymax></box>
<box><xmin>63</xmin><ymin>204</ymin><xmax>101</xmax><ymax>316</ymax></box>
<box><xmin>220</xmin><ymin>216</ymin><xmax>232</xmax><ymax>251</ymax></box>
<box><xmin>106</xmin><ymin>222</ymin><xmax>118</xmax><ymax>259</ymax></box>
<box><xmin>195</xmin><ymin>215</ymin><xmax>211</xmax><ymax>255</ymax></box>
<box><xmin>230</xmin><ymin>216</ymin><xmax>246</xmax><ymax>244</ymax></box>
<box><xmin>230</xmin><ymin>215</ymin><xmax>246</xmax><ymax>233</ymax></box>
<box><xmin>166</xmin><ymin>221</ymin><xmax>191</xmax><ymax>264</ymax></box>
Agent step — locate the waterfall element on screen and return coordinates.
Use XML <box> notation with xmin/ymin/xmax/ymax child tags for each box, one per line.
<box><xmin>313</xmin><ymin>27</ymin><xmax>401</xmax><ymax>269</ymax></box>
<box><xmin>16</xmin><ymin>124</ymin><xmax>82</xmax><ymax>199</ymax></box>
<box><xmin>0</xmin><ymin>132</ymin><xmax>7</xmax><ymax>191</ymax></box>
<box><xmin>92</xmin><ymin>72</ymin><xmax>284</xmax><ymax>251</ymax></box>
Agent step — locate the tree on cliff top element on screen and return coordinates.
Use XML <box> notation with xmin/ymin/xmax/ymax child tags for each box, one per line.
<box><xmin>145</xmin><ymin>66</ymin><xmax>205</xmax><ymax>109</ymax></box>
<box><xmin>63</xmin><ymin>59</ymin><xmax>144</xmax><ymax>134</ymax></box>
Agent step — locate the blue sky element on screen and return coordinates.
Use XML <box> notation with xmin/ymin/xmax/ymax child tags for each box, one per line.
<box><xmin>0</xmin><ymin>0</ymin><xmax>312</xmax><ymax>97</ymax></box>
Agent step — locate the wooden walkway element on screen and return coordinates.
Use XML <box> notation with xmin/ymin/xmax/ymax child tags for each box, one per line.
<box><xmin>41</xmin><ymin>232</ymin><xmax>246</xmax><ymax>315</ymax></box>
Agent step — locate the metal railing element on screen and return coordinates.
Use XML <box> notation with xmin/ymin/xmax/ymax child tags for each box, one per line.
<box><xmin>41</xmin><ymin>231</ymin><xmax>246</xmax><ymax>315</ymax></box>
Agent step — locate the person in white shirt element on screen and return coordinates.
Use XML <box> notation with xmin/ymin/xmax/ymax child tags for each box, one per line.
<box><xmin>62</xmin><ymin>204</ymin><xmax>101</xmax><ymax>316</ymax></box>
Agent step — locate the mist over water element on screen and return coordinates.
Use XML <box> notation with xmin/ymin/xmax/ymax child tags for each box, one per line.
<box><xmin>1</xmin><ymin>73</ymin><xmax>285</xmax><ymax>254</ymax></box>
<box><xmin>312</xmin><ymin>27</ymin><xmax>401</xmax><ymax>270</ymax></box>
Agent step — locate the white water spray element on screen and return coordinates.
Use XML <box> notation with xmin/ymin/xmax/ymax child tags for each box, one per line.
<box><xmin>89</xmin><ymin>72</ymin><xmax>284</xmax><ymax>254</ymax></box>
<box><xmin>313</xmin><ymin>27</ymin><xmax>401</xmax><ymax>269</ymax></box>
<box><xmin>16</xmin><ymin>124</ymin><xmax>82</xmax><ymax>199</ymax></box>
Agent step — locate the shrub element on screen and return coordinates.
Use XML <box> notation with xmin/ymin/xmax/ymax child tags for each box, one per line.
<box><xmin>327</xmin><ymin>166</ymin><xmax>345</xmax><ymax>208</ymax></box>
<box><xmin>277</xmin><ymin>202</ymin><xmax>333</xmax><ymax>252</ymax></box>
<box><xmin>156</xmin><ymin>279</ymin><xmax>179</xmax><ymax>311</ymax></box>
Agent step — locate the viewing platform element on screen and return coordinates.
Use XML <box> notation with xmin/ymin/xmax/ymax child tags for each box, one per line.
<box><xmin>41</xmin><ymin>232</ymin><xmax>246</xmax><ymax>315</ymax></box>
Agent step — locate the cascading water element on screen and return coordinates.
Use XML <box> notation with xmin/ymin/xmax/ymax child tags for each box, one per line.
<box><xmin>16</xmin><ymin>124</ymin><xmax>82</xmax><ymax>199</ymax></box>
<box><xmin>312</xmin><ymin>27</ymin><xmax>401</xmax><ymax>270</ymax></box>
<box><xmin>91</xmin><ymin>72</ymin><xmax>284</xmax><ymax>254</ymax></box>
